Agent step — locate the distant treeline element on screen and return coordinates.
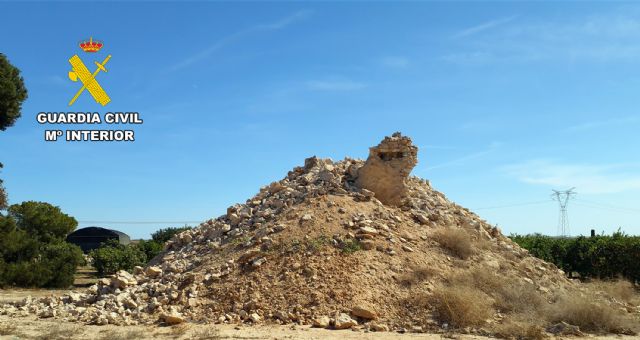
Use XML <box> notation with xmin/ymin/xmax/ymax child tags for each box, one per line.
<box><xmin>510</xmin><ymin>231</ymin><xmax>640</xmax><ymax>284</ymax></box>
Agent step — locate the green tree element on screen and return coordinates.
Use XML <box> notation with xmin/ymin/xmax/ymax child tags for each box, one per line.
<box><xmin>0</xmin><ymin>53</ymin><xmax>28</xmax><ymax>131</ymax></box>
<box><xmin>0</xmin><ymin>204</ymin><xmax>83</xmax><ymax>288</ymax></box>
<box><xmin>8</xmin><ymin>201</ymin><xmax>77</xmax><ymax>243</ymax></box>
<box><xmin>151</xmin><ymin>226</ymin><xmax>192</xmax><ymax>244</ymax></box>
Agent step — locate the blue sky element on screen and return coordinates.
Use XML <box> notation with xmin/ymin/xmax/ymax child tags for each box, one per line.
<box><xmin>1</xmin><ymin>2</ymin><xmax>639</xmax><ymax>239</ymax></box>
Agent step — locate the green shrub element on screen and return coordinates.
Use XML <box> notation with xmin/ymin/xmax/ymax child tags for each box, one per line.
<box><xmin>510</xmin><ymin>231</ymin><xmax>640</xmax><ymax>283</ymax></box>
<box><xmin>151</xmin><ymin>226</ymin><xmax>192</xmax><ymax>244</ymax></box>
<box><xmin>0</xmin><ymin>241</ymin><xmax>83</xmax><ymax>288</ymax></box>
<box><xmin>90</xmin><ymin>240</ymin><xmax>146</xmax><ymax>276</ymax></box>
<box><xmin>341</xmin><ymin>239</ymin><xmax>362</xmax><ymax>254</ymax></box>
<box><xmin>135</xmin><ymin>239</ymin><xmax>164</xmax><ymax>261</ymax></box>
<box><xmin>41</xmin><ymin>242</ymin><xmax>84</xmax><ymax>287</ymax></box>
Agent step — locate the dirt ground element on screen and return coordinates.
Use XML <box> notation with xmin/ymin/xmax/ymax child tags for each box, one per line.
<box><xmin>0</xmin><ymin>266</ymin><xmax>97</xmax><ymax>305</ymax></box>
<box><xmin>2</xmin><ymin>314</ymin><xmax>638</xmax><ymax>340</ymax></box>
<box><xmin>0</xmin><ymin>314</ymin><xmax>492</xmax><ymax>340</ymax></box>
<box><xmin>0</xmin><ymin>288</ymin><xmax>486</xmax><ymax>339</ymax></box>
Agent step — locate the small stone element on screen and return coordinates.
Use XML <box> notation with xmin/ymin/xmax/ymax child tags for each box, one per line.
<box><xmin>546</xmin><ymin>322</ymin><xmax>583</xmax><ymax>336</ymax></box>
<box><xmin>133</xmin><ymin>266</ymin><xmax>144</xmax><ymax>275</ymax></box>
<box><xmin>334</xmin><ymin>312</ymin><xmax>358</xmax><ymax>329</ymax></box>
<box><xmin>249</xmin><ymin>313</ymin><xmax>261</xmax><ymax>323</ymax></box>
<box><xmin>351</xmin><ymin>306</ymin><xmax>377</xmax><ymax>320</ymax></box>
<box><xmin>538</xmin><ymin>286</ymin><xmax>550</xmax><ymax>293</ymax></box>
<box><xmin>160</xmin><ymin>312</ymin><xmax>185</xmax><ymax>325</ymax></box>
<box><xmin>402</xmin><ymin>245</ymin><xmax>414</xmax><ymax>252</ymax></box>
<box><xmin>370</xmin><ymin>322</ymin><xmax>389</xmax><ymax>332</ymax></box>
<box><xmin>251</xmin><ymin>257</ymin><xmax>267</xmax><ymax>268</ymax></box>
<box><xmin>312</xmin><ymin>315</ymin><xmax>330</xmax><ymax>328</ymax></box>
<box><xmin>414</xmin><ymin>213</ymin><xmax>429</xmax><ymax>225</ymax></box>
<box><xmin>111</xmin><ymin>270</ymin><xmax>137</xmax><ymax>289</ymax></box>
<box><xmin>361</xmin><ymin>240</ymin><xmax>375</xmax><ymax>250</ymax></box>
<box><xmin>145</xmin><ymin>266</ymin><xmax>162</xmax><ymax>278</ymax></box>
<box><xmin>358</xmin><ymin>227</ymin><xmax>378</xmax><ymax>235</ymax></box>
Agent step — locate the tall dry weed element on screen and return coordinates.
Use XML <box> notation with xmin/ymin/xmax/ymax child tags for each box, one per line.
<box><xmin>430</xmin><ymin>285</ymin><xmax>493</xmax><ymax>328</ymax></box>
<box><xmin>434</xmin><ymin>228</ymin><xmax>475</xmax><ymax>259</ymax></box>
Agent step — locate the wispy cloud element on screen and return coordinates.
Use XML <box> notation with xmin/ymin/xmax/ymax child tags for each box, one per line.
<box><xmin>379</xmin><ymin>56</ymin><xmax>410</xmax><ymax>68</ymax></box>
<box><xmin>566</xmin><ymin>116</ymin><xmax>640</xmax><ymax>132</ymax></box>
<box><xmin>452</xmin><ymin>16</ymin><xmax>518</xmax><ymax>39</ymax></box>
<box><xmin>169</xmin><ymin>10</ymin><xmax>313</xmax><ymax>71</ymax></box>
<box><xmin>425</xmin><ymin>142</ymin><xmax>501</xmax><ymax>170</ymax></box>
<box><xmin>443</xmin><ymin>7</ymin><xmax>640</xmax><ymax>64</ymax></box>
<box><xmin>306</xmin><ymin>79</ymin><xmax>367</xmax><ymax>91</ymax></box>
<box><xmin>505</xmin><ymin>159</ymin><xmax>640</xmax><ymax>194</ymax></box>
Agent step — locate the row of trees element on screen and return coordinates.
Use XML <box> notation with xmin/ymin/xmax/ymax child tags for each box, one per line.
<box><xmin>510</xmin><ymin>231</ymin><xmax>640</xmax><ymax>283</ymax></box>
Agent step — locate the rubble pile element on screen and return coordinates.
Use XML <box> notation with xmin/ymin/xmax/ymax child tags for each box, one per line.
<box><xmin>2</xmin><ymin>133</ymin><xmax>637</xmax><ymax>335</ymax></box>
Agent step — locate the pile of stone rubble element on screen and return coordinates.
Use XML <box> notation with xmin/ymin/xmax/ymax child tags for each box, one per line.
<box><xmin>2</xmin><ymin>133</ymin><xmax>636</xmax><ymax>335</ymax></box>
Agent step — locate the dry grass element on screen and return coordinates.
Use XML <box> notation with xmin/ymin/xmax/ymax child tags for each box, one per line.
<box><xmin>98</xmin><ymin>329</ymin><xmax>147</xmax><ymax>340</ymax></box>
<box><xmin>398</xmin><ymin>265</ymin><xmax>435</xmax><ymax>287</ymax></box>
<box><xmin>430</xmin><ymin>285</ymin><xmax>493</xmax><ymax>328</ymax></box>
<box><xmin>587</xmin><ymin>279</ymin><xmax>639</xmax><ymax>304</ymax></box>
<box><xmin>170</xmin><ymin>323</ymin><xmax>191</xmax><ymax>338</ymax></box>
<box><xmin>547</xmin><ymin>295</ymin><xmax>638</xmax><ymax>334</ymax></box>
<box><xmin>451</xmin><ymin>267</ymin><xmax>502</xmax><ymax>292</ymax></box>
<box><xmin>493</xmin><ymin>320</ymin><xmax>547</xmax><ymax>340</ymax></box>
<box><xmin>433</xmin><ymin>228</ymin><xmax>475</xmax><ymax>259</ymax></box>
<box><xmin>189</xmin><ymin>327</ymin><xmax>221</xmax><ymax>339</ymax></box>
<box><xmin>450</xmin><ymin>268</ymin><xmax>545</xmax><ymax>314</ymax></box>
<box><xmin>494</xmin><ymin>281</ymin><xmax>545</xmax><ymax>314</ymax></box>
<box><xmin>35</xmin><ymin>324</ymin><xmax>83</xmax><ymax>340</ymax></box>
<box><xmin>0</xmin><ymin>322</ymin><xmax>17</xmax><ymax>336</ymax></box>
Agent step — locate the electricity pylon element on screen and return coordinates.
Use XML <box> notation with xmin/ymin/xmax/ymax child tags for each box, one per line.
<box><xmin>551</xmin><ymin>188</ymin><xmax>576</xmax><ymax>237</ymax></box>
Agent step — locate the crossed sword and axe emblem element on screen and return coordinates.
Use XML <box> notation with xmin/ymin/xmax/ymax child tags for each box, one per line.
<box><xmin>68</xmin><ymin>54</ymin><xmax>112</xmax><ymax>106</ymax></box>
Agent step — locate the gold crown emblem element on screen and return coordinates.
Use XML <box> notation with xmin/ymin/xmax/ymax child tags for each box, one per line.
<box><xmin>79</xmin><ymin>37</ymin><xmax>103</xmax><ymax>53</ymax></box>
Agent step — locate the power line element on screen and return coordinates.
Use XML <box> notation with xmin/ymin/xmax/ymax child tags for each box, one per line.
<box><xmin>473</xmin><ymin>200</ymin><xmax>552</xmax><ymax>210</ymax></box>
<box><xmin>573</xmin><ymin>201</ymin><xmax>640</xmax><ymax>215</ymax></box>
<box><xmin>552</xmin><ymin>188</ymin><xmax>576</xmax><ymax>237</ymax></box>
<box><xmin>78</xmin><ymin>220</ymin><xmax>202</xmax><ymax>225</ymax></box>
<box><xmin>574</xmin><ymin>199</ymin><xmax>640</xmax><ymax>214</ymax></box>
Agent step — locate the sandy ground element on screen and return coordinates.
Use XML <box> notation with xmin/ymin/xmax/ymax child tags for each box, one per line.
<box><xmin>2</xmin><ymin>315</ymin><xmax>638</xmax><ymax>340</ymax></box>
<box><xmin>0</xmin><ymin>315</ymin><xmax>490</xmax><ymax>340</ymax></box>
<box><xmin>1</xmin><ymin>288</ymin><xmax>635</xmax><ymax>340</ymax></box>
<box><xmin>0</xmin><ymin>288</ymin><xmax>484</xmax><ymax>339</ymax></box>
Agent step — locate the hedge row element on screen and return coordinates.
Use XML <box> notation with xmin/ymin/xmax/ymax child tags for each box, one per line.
<box><xmin>510</xmin><ymin>231</ymin><xmax>640</xmax><ymax>283</ymax></box>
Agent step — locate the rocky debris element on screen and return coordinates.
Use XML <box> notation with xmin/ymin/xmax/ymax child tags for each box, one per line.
<box><xmin>160</xmin><ymin>311</ymin><xmax>186</xmax><ymax>325</ymax></box>
<box><xmin>351</xmin><ymin>305</ymin><xmax>377</xmax><ymax>319</ymax></box>
<box><xmin>312</xmin><ymin>315</ymin><xmax>331</xmax><ymax>328</ymax></box>
<box><xmin>355</xmin><ymin>132</ymin><xmax>417</xmax><ymax>206</ymax></box>
<box><xmin>110</xmin><ymin>270</ymin><xmax>137</xmax><ymax>289</ymax></box>
<box><xmin>546</xmin><ymin>322</ymin><xmax>584</xmax><ymax>336</ymax></box>
<box><xmin>2</xmin><ymin>133</ymin><xmax>616</xmax><ymax>338</ymax></box>
<box><xmin>145</xmin><ymin>266</ymin><xmax>162</xmax><ymax>278</ymax></box>
<box><xmin>370</xmin><ymin>322</ymin><xmax>390</xmax><ymax>332</ymax></box>
<box><xmin>334</xmin><ymin>312</ymin><xmax>358</xmax><ymax>329</ymax></box>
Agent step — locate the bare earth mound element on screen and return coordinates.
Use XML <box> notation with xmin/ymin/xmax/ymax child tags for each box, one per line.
<box><xmin>2</xmin><ymin>133</ymin><xmax>639</xmax><ymax>338</ymax></box>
